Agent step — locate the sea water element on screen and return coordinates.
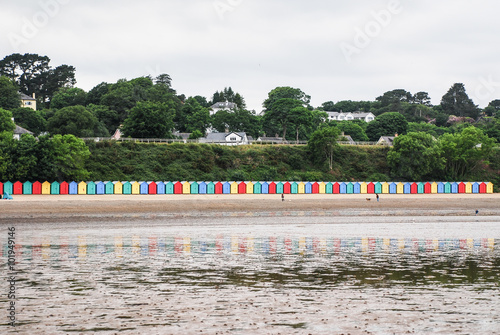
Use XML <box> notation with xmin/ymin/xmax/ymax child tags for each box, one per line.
<box><xmin>1</xmin><ymin>216</ymin><xmax>499</xmax><ymax>334</ymax></box>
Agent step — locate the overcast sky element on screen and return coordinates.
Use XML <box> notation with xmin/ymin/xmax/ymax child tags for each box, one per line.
<box><xmin>2</xmin><ymin>0</ymin><xmax>500</xmax><ymax>111</ymax></box>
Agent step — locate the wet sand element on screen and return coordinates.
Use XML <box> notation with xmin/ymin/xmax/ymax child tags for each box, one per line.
<box><xmin>1</xmin><ymin>194</ymin><xmax>499</xmax><ymax>222</ymax></box>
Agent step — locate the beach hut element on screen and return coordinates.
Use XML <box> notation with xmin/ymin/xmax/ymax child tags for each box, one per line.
<box><xmin>238</xmin><ymin>182</ymin><xmax>246</xmax><ymax>194</ymax></box>
<box><xmin>283</xmin><ymin>182</ymin><xmax>291</xmax><ymax>194</ymax></box>
<box><xmin>114</xmin><ymin>181</ymin><xmax>123</xmax><ymax>194</ymax></box>
<box><xmin>246</xmin><ymin>182</ymin><xmax>254</xmax><ymax>194</ymax></box>
<box><xmin>230</xmin><ymin>182</ymin><xmax>238</xmax><ymax>194</ymax></box>
<box><xmin>69</xmin><ymin>181</ymin><xmax>78</xmax><ymax>194</ymax></box>
<box><xmin>189</xmin><ymin>182</ymin><xmax>198</xmax><ymax>194</ymax></box>
<box><xmin>324</xmin><ymin>182</ymin><xmax>332</xmax><ymax>194</ymax></box>
<box><xmin>51</xmin><ymin>181</ymin><xmax>60</xmax><ymax>195</ymax></box>
<box><xmin>23</xmin><ymin>181</ymin><xmax>32</xmax><ymax>195</ymax></box>
<box><xmin>465</xmin><ymin>182</ymin><xmax>472</xmax><ymax>194</ymax></box>
<box><xmin>148</xmin><ymin>182</ymin><xmax>157</xmax><ymax>194</ymax></box>
<box><xmin>182</xmin><ymin>181</ymin><xmax>191</xmax><ymax>194</ymax></box>
<box><xmin>85</xmin><ymin>181</ymin><xmax>95</xmax><ymax>195</ymax></box>
<box><xmin>261</xmin><ymin>182</ymin><xmax>269</xmax><ymax>194</ymax></box>
<box><xmin>317</xmin><ymin>182</ymin><xmax>325</xmax><ymax>194</ymax></box>
<box><xmin>381</xmin><ymin>182</ymin><xmax>389</xmax><ymax>194</ymax></box>
<box><xmin>207</xmin><ymin>182</ymin><xmax>215</xmax><ymax>194</ymax></box>
<box><xmin>198</xmin><ymin>182</ymin><xmax>207</xmax><ymax>194</ymax></box>
<box><xmin>424</xmin><ymin>182</ymin><xmax>432</xmax><ymax>194</ymax></box>
<box><xmin>96</xmin><ymin>181</ymin><xmax>105</xmax><ymax>195</ymax></box>
<box><xmin>276</xmin><ymin>182</ymin><xmax>284</xmax><ymax>194</ymax></box>
<box><xmin>389</xmin><ymin>182</ymin><xmax>397</xmax><ymax>194</ymax></box>
<box><xmin>479</xmin><ymin>182</ymin><xmax>487</xmax><ymax>194</ymax></box>
<box><xmin>41</xmin><ymin>181</ymin><xmax>51</xmax><ymax>195</ymax></box>
<box><xmin>269</xmin><ymin>182</ymin><xmax>277</xmax><ymax>194</ymax></box>
<box><xmin>105</xmin><ymin>181</ymin><xmax>114</xmax><ymax>194</ymax></box>
<box><xmin>174</xmin><ymin>182</ymin><xmax>183</xmax><ymax>194</ymax></box>
<box><xmin>253</xmin><ymin>182</ymin><xmax>262</xmax><ymax>194</ymax></box>
<box><xmin>305</xmin><ymin>182</ymin><xmax>312</xmax><ymax>194</ymax></box>
<box><xmin>437</xmin><ymin>182</ymin><xmax>445</xmax><ymax>194</ymax></box>
<box><xmin>410</xmin><ymin>182</ymin><xmax>418</xmax><ymax>194</ymax></box>
<box><xmin>332</xmin><ymin>182</ymin><xmax>340</xmax><ymax>194</ymax></box>
<box><xmin>131</xmin><ymin>182</ymin><xmax>140</xmax><ymax>195</ymax></box>
<box><xmin>156</xmin><ymin>182</ymin><xmax>165</xmax><ymax>195</ymax></box>
<box><xmin>122</xmin><ymin>182</ymin><xmax>132</xmax><ymax>194</ymax></box>
<box><xmin>444</xmin><ymin>182</ymin><xmax>451</xmax><ymax>194</ymax></box>
<box><xmin>403</xmin><ymin>183</ymin><xmax>411</xmax><ymax>194</ymax></box>
<box><xmin>360</xmin><ymin>182</ymin><xmax>368</xmax><ymax>194</ymax></box>
<box><xmin>339</xmin><ymin>182</ymin><xmax>347</xmax><ymax>194</ymax></box>
<box><xmin>353</xmin><ymin>182</ymin><xmax>361</xmax><ymax>194</ymax></box>
<box><xmin>486</xmin><ymin>182</ymin><xmax>494</xmax><ymax>194</ymax></box>
<box><xmin>458</xmin><ymin>182</ymin><xmax>466</xmax><ymax>194</ymax></box>
<box><xmin>367</xmin><ymin>182</ymin><xmax>375</xmax><ymax>194</ymax></box>
<box><xmin>397</xmin><ymin>182</ymin><xmax>405</xmax><ymax>194</ymax></box>
<box><xmin>215</xmin><ymin>182</ymin><xmax>223</xmax><ymax>194</ymax></box>
<box><xmin>78</xmin><ymin>181</ymin><xmax>87</xmax><ymax>195</ymax></box>
<box><xmin>222</xmin><ymin>182</ymin><xmax>231</xmax><ymax>194</ymax></box>
<box><xmin>472</xmin><ymin>182</ymin><xmax>480</xmax><ymax>194</ymax></box>
<box><xmin>416</xmin><ymin>182</ymin><xmax>424</xmax><ymax>194</ymax></box>
<box><xmin>346</xmin><ymin>182</ymin><xmax>354</xmax><ymax>194</ymax></box>
<box><xmin>0</xmin><ymin>182</ymin><xmax>3</xmax><ymax>195</ymax></box>
<box><xmin>165</xmin><ymin>182</ymin><xmax>174</xmax><ymax>194</ymax></box>
<box><xmin>451</xmin><ymin>182</ymin><xmax>458</xmax><ymax>194</ymax></box>
<box><xmin>3</xmin><ymin>181</ymin><xmax>13</xmax><ymax>195</ymax></box>
<box><xmin>13</xmin><ymin>181</ymin><xmax>23</xmax><ymax>195</ymax></box>
<box><xmin>291</xmin><ymin>182</ymin><xmax>298</xmax><ymax>194</ymax></box>
<box><xmin>431</xmin><ymin>182</ymin><xmax>438</xmax><ymax>194</ymax></box>
<box><xmin>140</xmin><ymin>182</ymin><xmax>149</xmax><ymax>194</ymax></box>
<box><xmin>296</xmin><ymin>182</ymin><xmax>304</xmax><ymax>194</ymax></box>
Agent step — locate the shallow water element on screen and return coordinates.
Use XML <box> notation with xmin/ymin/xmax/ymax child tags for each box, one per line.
<box><xmin>1</xmin><ymin>218</ymin><xmax>500</xmax><ymax>334</ymax></box>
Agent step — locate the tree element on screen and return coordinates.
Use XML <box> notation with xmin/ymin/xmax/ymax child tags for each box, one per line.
<box><xmin>210</xmin><ymin>87</ymin><xmax>246</xmax><ymax>108</ymax></box>
<box><xmin>47</xmin><ymin>105</ymin><xmax>99</xmax><ymax>137</ymax></box>
<box><xmin>440</xmin><ymin>83</ymin><xmax>479</xmax><ymax>119</ymax></box>
<box><xmin>263</xmin><ymin>87</ymin><xmax>310</xmax><ymax>110</ymax></box>
<box><xmin>50</xmin><ymin>134</ymin><xmax>91</xmax><ymax>181</ymax></box>
<box><xmin>484</xmin><ymin>99</ymin><xmax>500</xmax><ymax>117</ymax></box>
<box><xmin>376</xmin><ymin>89</ymin><xmax>412</xmax><ymax>106</ymax></box>
<box><xmin>387</xmin><ymin>132</ymin><xmax>444</xmax><ymax>181</ymax></box>
<box><xmin>289</xmin><ymin>106</ymin><xmax>313</xmax><ymax>142</ymax></box>
<box><xmin>262</xmin><ymin>98</ymin><xmax>303</xmax><ymax>140</ymax></box>
<box><xmin>365</xmin><ymin>112</ymin><xmax>408</xmax><ymax>141</ymax></box>
<box><xmin>308</xmin><ymin>127</ymin><xmax>341</xmax><ymax>171</ymax></box>
<box><xmin>182</xmin><ymin>97</ymin><xmax>210</xmax><ymax>133</ymax></box>
<box><xmin>0</xmin><ymin>108</ymin><xmax>15</xmax><ymax>132</ymax></box>
<box><xmin>412</xmin><ymin>92</ymin><xmax>432</xmax><ymax>106</ymax></box>
<box><xmin>121</xmin><ymin>101</ymin><xmax>175</xmax><ymax>138</ymax></box>
<box><xmin>87</xmin><ymin>104</ymin><xmax>120</xmax><ymax>134</ymax></box>
<box><xmin>0</xmin><ymin>76</ymin><xmax>20</xmax><ymax>110</ymax></box>
<box><xmin>336</xmin><ymin>121</ymin><xmax>369</xmax><ymax>141</ymax></box>
<box><xmin>11</xmin><ymin>107</ymin><xmax>47</xmax><ymax>135</ymax></box>
<box><xmin>210</xmin><ymin>108</ymin><xmax>262</xmax><ymax>138</ymax></box>
<box><xmin>86</xmin><ymin>82</ymin><xmax>110</xmax><ymax>105</ymax></box>
<box><xmin>50</xmin><ymin>87</ymin><xmax>87</xmax><ymax>109</ymax></box>
<box><xmin>438</xmin><ymin>127</ymin><xmax>495</xmax><ymax>180</ymax></box>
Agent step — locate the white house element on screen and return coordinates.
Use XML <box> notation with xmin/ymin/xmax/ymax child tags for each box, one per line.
<box><xmin>209</xmin><ymin>101</ymin><xmax>237</xmax><ymax>115</ymax></box>
<box><xmin>20</xmin><ymin>93</ymin><xmax>37</xmax><ymax>111</ymax></box>
<box><xmin>326</xmin><ymin>111</ymin><xmax>375</xmax><ymax>122</ymax></box>
<box><xmin>199</xmin><ymin>132</ymin><xmax>249</xmax><ymax>146</ymax></box>
<box><xmin>13</xmin><ymin>124</ymin><xmax>33</xmax><ymax>140</ymax></box>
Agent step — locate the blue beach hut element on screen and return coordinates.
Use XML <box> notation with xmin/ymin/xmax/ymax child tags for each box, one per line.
<box><xmin>403</xmin><ymin>183</ymin><xmax>411</xmax><ymax>194</ymax></box>
<box><xmin>198</xmin><ymin>182</ymin><xmax>207</xmax><ymax>194</ymax></box>
<box><xmin>472</xmin><ymin>182</ymin><xmax>480</xmax><ymax>194</ymax></box>
<box><xmin>389</xmin><ymin>183</ymin><xmax>397</xmax><ymax>194</ymax></box>
<box><xmin>305</xmin><ymin>182</ymin><xmax>312</xmax><ymax>194</ymax></box>
<box><xmin>69</xmin><ymin>181</ymin><xmax>78</xmax><ymax>195</ymax></box>
<box><xmin>451</xmin><ymin>182</ymin><xmax>458</xmax><ymax>194</ymax></box>
<box><xmin>339</xmin><ymin>182</ymin><xmax>347</xmax><ymax>194</ymax></box>
<box><xmin>261</xmin><ymin>182</ymin><xmax>269</xmax><ymax>194</ymax></box>
<box><xmin>223</xmin><ymin>182</ymin><xmax>231</xmax><ymax>194</ymax></box>
<box><xmin>157</xmin><ymin>181</ymin><xmax>166</xmax><ymax>194</ymax></box>
<box><xmin>437</xmin><ymin>182</ymin><xmax>445</xmax><ymax>194</ymax></box>
<box><xmin>96</xmin><ymin>181</ymin><xmax>105</xmax><ymax>194</ymax></box>
<box><xmin>353</xmin><ymin>182</ymin><xmax>361</xmax><ymax>194</ymax></box>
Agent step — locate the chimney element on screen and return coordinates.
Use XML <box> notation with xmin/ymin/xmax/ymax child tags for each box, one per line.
<box><xmin>32</xmin><ymin>93</ymin><xmax>36</xmax><ymax>99</ymax></box>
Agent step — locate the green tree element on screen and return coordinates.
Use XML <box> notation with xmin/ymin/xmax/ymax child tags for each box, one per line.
<box><xmin>50</xmin><ymin>87</ymin><xmax>87</xmax><ymax>109</ymax></box>
<box><xmin>262</xmin><ymin>98</ymin><xmax>303</xmax><ymax>140</ymax></box>
<box><xmin>0</xmin><ymin>108</ymin><xmax>15</xmax><ymax>132</ymax></box>
<box><xmin>438</xmin><ymin>127</ymin><xmax>495</xmax><ymax>180</ymax></box>
<box><xmin>376</xmin><ymin>89</ymin><xmax>413</xmax><ymax>106</ymax></box>
<box><xmin>289</xmin><ymin>106</ymin><xmax>313</xmax><ymax>142</ymax></box>
<box><xmin>86</xmin><ymin>82</ymin><xmax>110</xmax><ymax>105</ymax></box>
<box><xmin>182</xmin><ymin>97</ymin><xmax>210</xmax><ymax>133</ymax></box>
<box><xmin>47</xmin><ymin>105</ymin><xmax>99</xmax><ymax>137</ymax></box>
<box><xmin>87</xmin><ymin>104</ymin><xmax>120</xmax><ymax>134</ymax></box>
<box><xmin>484</xmin><ymin>99</ymin><xmax>500</xmax><ymax>117</ymax></box>
<box><xmin>188</xmin><ymin>130</ymin><xmax>203</xmax><ymax>140</ymax></box>
<box><xmin>122</xmin><ymin>101</ymin><xmax>175</xmax><ymax>138</ymax></box>
<box><xmin>365</xmin><ymin>112</ymin><xmax>408</xmax><ymax>141</ymax></box>
<box><xmin>11</xmin><ymin>107</ymin><xmax>47</xmax><ymax>135</ymax></box>
<box><xmin>440</xmin><ymin>83</ymin><xmax>479</xmax><ymax>119</ymax></box>
<box><xmin>387</xmin><ymin>132</ymin><xmax>444</xmax><ymax>181</ymax></box>
<box><xmin>50</xmin><ymin>134</ymin><xmax>91</xmax><ymax>181</ymax></box>
<box><xmin>308</xmin><ymin>126</ymin><xmax>341</xmax><ymax>170</ymax></box>
<box><xmin>263</xmin><ymin>87</ymin><xmax>310</xmax><ymax>110</ymax></box>
<box><xmin>0</xmin><ymin>76</ymin><xmax>20</xmax><ymax>110</ymax></box>
<box><xmin>336</xmin><ymin>121</ymin><xmax>369</xmax><ymax>141</ymax></box>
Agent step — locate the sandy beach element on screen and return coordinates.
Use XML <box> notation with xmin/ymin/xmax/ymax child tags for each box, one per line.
<box><xmin>1</xmin><ymin>193</ymin><xmax>499</xmax><ymax>222</ymax></box>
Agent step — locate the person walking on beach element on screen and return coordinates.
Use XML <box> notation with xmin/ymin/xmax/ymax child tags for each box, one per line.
<box><xmin>281</xmin><ymin>193</ymin><xmax>285</xmax><ymax>202</ymax></box>
<box><xmin>475</xmin><ymin>209</ymin><xmax>479</xmax><ymax>216</ymax></box>
<box><xmin>376</xmin><ymin>193</ymin><xmax>379</xmax><ymax>202</ymax></box>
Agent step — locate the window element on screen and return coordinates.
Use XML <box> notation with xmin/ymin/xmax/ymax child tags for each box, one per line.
<box><xmin>230</xmin><ymin>137</ymin><xmax>237</xmax><ymax>141</ymax></box>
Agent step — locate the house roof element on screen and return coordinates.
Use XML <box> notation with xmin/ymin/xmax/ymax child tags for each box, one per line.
<box><xmin>19</xmin><ymin>93</ymin><xmax>35</xmax><ymax>101</ymax></box>
<box><xmin>211</xmin><ymin>101</ymin><xmax>237</xmax><ymax>110</ymax></box>
<box><xmin>205</xmin><ymin>132</ymin><xmax>246</xmax><ymax>141</ymax></box>
<box><xmin>14</xmin><ymin>124</ymin><xmax>33</xmax><ymax>135</ymax></box>
<box><xmin>378</xmin><ymin>136</ymin><xmax>395</xmax><ymax>144</ymax></box>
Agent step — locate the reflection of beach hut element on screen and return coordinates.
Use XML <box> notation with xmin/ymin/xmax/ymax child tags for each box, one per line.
<box><xmin>51</xmin><ymin>181</ymin><xmax>60</xmax><ymax>195</ymax></box>
<box><xmin>23</xmin><ymin>181</ymin><xmax>32</xmax><ymax>195</ymax></box>
<box><xmin>190</xmin><ymin>182</ymin><xmax>199</xmax><ymax>194</ymax></box>
<box><xmin>131</xmin><ymin>182</ymin><xmax>140</xmax><ymax>194</ymax></box>
<box><xmin>60</xmin><ymin>182</ymin><xmax>69</xmax><ymax>195</ymax></box>
<box><xmin>69</xmin><ymin>181</ymin><xmax>78</xmax><ymax>194</ymax></box>
<box><xmin>238</xmin><ymin>182</ymin><xmax>246</xmax><ymax>194</ymax></box>
<box><xmin>78</xmin><ymin>181</ymin><xmax>87</xmax><ymax>195</ymax></box>
<box><xmin>253</xmin><ymin>182</ymin><xmax>262</xmax><ymax>194</ymax></box>
<box><xmin>96</xmin><ymin>181</ymin><xmax>105</xmax><ymax>194</ymax></box>
<box><xmin>105</xmin><ymin>181</ymin><xmax>114</xmax><ymax>194</ymax></box>
<box><xmin>165</xmin><ymin>182</ymin><xmax>174</xmax><ymax>194</ymax></box>
<box><xmin>246</xmin><ymin>182</ymin><xmax>254</xmax><ymax>194</ymax></box>
<box><xmin>198</xmin><ymin>182</ymin><xmax>207</xmax><ymax>194</ymax></box>
<box><xmin>42</xmin><ymin>181</ymin><xmax>51</xmax><ymax>195</ymax></box>
<box><xmin>13</xmin><ymin>181</ymin><xmax>23</xmax><ymax>195</ymax></box>
<box><xmin>123</xmin><ymin>182</ymin><xmax>132</xmax><ymax>194</ymax></box>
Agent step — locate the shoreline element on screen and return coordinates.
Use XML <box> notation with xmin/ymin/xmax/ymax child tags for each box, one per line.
<box><xmin>1</xmin><ymin>194</ymin><xmax>499</xmax><ymax>222</ymax></box>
